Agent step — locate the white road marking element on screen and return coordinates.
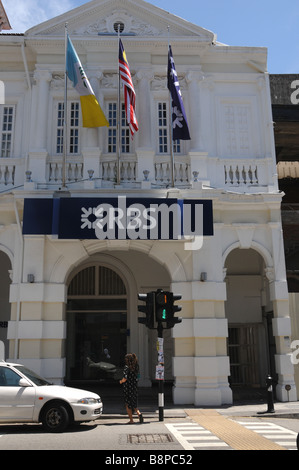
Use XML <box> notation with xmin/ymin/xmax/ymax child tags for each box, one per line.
<box><xmin>165</xmin><ymin>422</ymin><xmax>230</xmax><ymax>450</ymax></box>
<box><xmin>237</xmin><ymin>421</ymin><xmax>298</xmax><ymax>449</ymax></box>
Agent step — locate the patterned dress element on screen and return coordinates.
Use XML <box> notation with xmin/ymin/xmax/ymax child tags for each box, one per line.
<box><xmin>122</xmin><ymin>365</ymin><xmax>138</xmax><ymax>410</ymax></box>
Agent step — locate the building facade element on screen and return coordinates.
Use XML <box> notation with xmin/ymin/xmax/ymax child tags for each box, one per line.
<box><xmin>270</xmin><ymin>74</ymin><xmax>299</xmax><ymax>399</ymax></box>
<box><xmin>0</xmin><ymin>0</ymin><xmax>296</xmax><ymax>406</ymax></box>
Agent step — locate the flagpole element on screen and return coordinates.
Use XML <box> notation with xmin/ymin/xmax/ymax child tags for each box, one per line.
<box><xmin>169</xmin><ymin>78</ymin><xmax>175</xmax><ymax>188</ymax></box>
<box><xmin>116</xmin><ymin>24</ymin><xmax>121</xmax><ymax>185</ymax></box>
<box><xmin>167</xmin><ymin>26</ymin><xmax>175</xmax><ymax>188</ymax></box>
<box><xmin>63</xmin><ymin>22</ymin><xmax>68</xmax><ymax>190</ymax></box>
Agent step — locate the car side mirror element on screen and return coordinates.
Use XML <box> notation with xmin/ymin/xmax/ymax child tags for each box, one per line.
<box><xmin>19</xmin><ymin>378</ymin><xmax>32</xmax><ymax>387</ymax></box>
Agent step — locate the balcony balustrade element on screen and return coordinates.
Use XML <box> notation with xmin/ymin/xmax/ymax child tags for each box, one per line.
<box><xmin>0</xmin><ymin>155</ymin><xmax>276</xmax><ymax>192</ymax></box>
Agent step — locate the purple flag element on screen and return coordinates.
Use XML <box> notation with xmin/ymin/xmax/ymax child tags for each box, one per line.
<box><xmin>167</xmin><ymin>45</ymin><xmax>191</xmax><ymax>141</ymax></box>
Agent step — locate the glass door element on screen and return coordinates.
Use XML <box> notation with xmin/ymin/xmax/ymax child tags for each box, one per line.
<box><xmin>66</xmin><ymin>309</ymin><xmax>127</xmax><ymax>381</ymax></box>
<box><xmin>65</xmin><ymin>265</ymin><xmax>127</xmax><ymax>382</ymax></box>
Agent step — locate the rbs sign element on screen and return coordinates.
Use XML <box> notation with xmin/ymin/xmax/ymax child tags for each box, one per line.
<box><xmin>23</xmin><ymin>197</ymin><xmax>213</xmax><ymax>251</ymax></box>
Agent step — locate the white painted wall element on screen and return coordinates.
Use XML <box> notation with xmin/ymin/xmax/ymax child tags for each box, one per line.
<box><xmin>0</xmin><ymin>0</ymin><xmax>295</xmax><ymax>404</ymax></box>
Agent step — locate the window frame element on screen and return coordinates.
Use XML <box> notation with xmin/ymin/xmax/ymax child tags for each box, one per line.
<box><xmin>0</xmin><ymin>105</ymin><xmax>15</xmax><ymax>158</ymax></box>
<box><xmin>107</xmin><ymin>101</ymin><xmax>131</xmax><ymax>155</ymax></box>
<box><xmin>55</xmin><ymin>100</ymin><xmax>80</xmax><ymax>156</ymax></box>
<box><xmin>156</xmin><ymin>100</ymin><xmax>181</xmax><ymax>155</ymax></box>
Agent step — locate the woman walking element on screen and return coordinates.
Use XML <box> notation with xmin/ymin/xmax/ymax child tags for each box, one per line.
<box><xmin>119</xmin><ymin>353</ymin><xmax>143</xmax><ymax>424</ymax></box>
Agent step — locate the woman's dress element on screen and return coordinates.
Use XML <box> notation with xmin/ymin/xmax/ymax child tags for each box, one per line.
<box><xmin>122</xmin><ymin>365</ymin><xmax>138</xmax><ymax>410</ymax></box>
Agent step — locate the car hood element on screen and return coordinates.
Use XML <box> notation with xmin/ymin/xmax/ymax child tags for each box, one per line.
<box><xmin>37</xmin><ymin>385</ymin><xmax>101</xmax><ymax>401</ymax></box>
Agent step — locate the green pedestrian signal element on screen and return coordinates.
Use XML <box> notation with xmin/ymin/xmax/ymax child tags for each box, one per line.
<box><xmin>155</xmin><ymin>290</ymin><xmax>168</xmax><ymax>323</ymax></box>
<box><xmin>138</xmin><ymin>290</ymin><xmax>182</xmax><ymax>329</ymax></box>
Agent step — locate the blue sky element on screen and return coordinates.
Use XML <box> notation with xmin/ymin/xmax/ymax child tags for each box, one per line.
<box><xmin>4</xmin><ymin>0</ymin><xmax>299</xmax><ymax>74</ymax></box>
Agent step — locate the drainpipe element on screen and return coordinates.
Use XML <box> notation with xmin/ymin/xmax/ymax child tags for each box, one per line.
<box><xmin>13</xmin><ymin>198</ymin><xmax>24</xmax><ymax>360</ymax></box>
<box><xmin>18</xmin><ymin>40</ymin><xmax>31</xmax><ymax>355</ymax></box>
<box><xmin>21</xmin><ymin>39</ymin><xmax>31</xmax><ymax>173</ymax></box>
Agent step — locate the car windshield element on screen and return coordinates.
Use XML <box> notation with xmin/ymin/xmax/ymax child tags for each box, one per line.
<box><xmin>14</xmin><ymin>365</ymin><xmax>52</xmax><ymax>386</ymax></box>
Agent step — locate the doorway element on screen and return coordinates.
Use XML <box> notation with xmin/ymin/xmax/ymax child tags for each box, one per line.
<box><xmin>65</xmin><ymin>265</ymin><xmax>127</xmax><ymax>382</ymax></box>
<box><xmin>228</xmin><ymin>324</ymin><xmax>261</xmax><ymax>387</ymax></box>
<box><xmin>224</xmin><ymin>248</ymin><xmax>275</xmax><ymax>399</ymax></box>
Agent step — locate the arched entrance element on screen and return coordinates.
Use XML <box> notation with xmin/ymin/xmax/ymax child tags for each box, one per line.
<box><xmin>224</xmin><ymin>248</ymin><xmax>276</xmax><ymax>400</ymax></box>
<box><xmin>65</xmin><ymin>264</ymin><xmax>127</xmax><ymax>383</ymax></box>
<box><xmin>0</xmin><ymin>251</ymin><xmax>12</xmax><ymax>359</ymax></box>
<box><xmin>63</xmin><ymin>250</ymin><xmax>173</xmax><ymax>386</ymax></box>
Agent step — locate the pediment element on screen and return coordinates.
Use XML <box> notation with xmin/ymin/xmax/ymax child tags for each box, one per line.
<box><xmin>25</xmin><ymin>0</ymin><xmax>215</xmax><ymax>42</ymax></box>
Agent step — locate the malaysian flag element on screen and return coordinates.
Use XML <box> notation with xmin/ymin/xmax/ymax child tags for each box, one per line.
<box><xmin>119</xmin><ymin>39</ymin><xmax>138</xmax><ymax>137</ymax></box>
<box><xmin>167</xmin><ymin>45</ymin><xmax>190</xmax><ymax>141</ymax></box>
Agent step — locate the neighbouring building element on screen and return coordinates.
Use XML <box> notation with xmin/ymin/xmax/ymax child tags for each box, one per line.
<box><xmin>270</xmin><ymin>74</ymin><xmax>299</xmax><ymax>398</ymax></box>
<box><xmin>0</xmin><ymin>0</ymin><xmax>11</xmax><ymax>32</ymax></box>
<box><xmin>0</xmin><ymin>0</ymin><xmax>296</xmax><ymax>406</ymax></box>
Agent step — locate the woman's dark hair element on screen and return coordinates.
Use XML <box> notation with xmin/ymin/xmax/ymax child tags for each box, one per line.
<box><xmin>125</xmin><ymin>353</ymin><xmax>139</xmax><ymax>373</ymax></box>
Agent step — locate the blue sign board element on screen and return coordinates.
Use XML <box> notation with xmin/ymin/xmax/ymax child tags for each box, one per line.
<box><xmin>23</xmin><ymin>197</ymin><xmax>213</xmax><ymax>241</ymax></box>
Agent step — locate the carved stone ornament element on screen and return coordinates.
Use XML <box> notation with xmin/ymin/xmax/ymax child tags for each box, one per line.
<box><xmin>102</xmin><ymin>73</ymin><xmax>118</xmax><ymax>89</ymax></box>
<box><xmin>74</xmin><ymin>11</ymin><xmax>163</xmax><ymax>36</ymax></box>
<box><xmin>152</xmin><ymin>75</ymin><xmax>187</xmax><ymax>91</ymax></box>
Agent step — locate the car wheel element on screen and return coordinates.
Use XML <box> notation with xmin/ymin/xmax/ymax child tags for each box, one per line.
<box><xmin>41</xmin><ymin>402</ymin><xmax>70</xmax><ymax>433</ymax></box>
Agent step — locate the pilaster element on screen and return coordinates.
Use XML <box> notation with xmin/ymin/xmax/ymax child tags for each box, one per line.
<box><xmin>136</xmin><ymin>69</ymin><xmax>155</xmax><ymax>182</ymax></box>
<box><xmin>171</xmin><ymin>279</ymin><xmax>232</xmax><ymax>406</ymax></box>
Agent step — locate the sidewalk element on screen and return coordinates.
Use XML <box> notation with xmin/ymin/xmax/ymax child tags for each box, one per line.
<box><xmin>99</xmin><ymin>385</ymin><xmax>299</xmax><ymax>451</ymax></box>
<box><xmin>90</xmin><ymin>382</ymin><xmax>299</xmax><ymax>420</ymax></box>
<box><xmin>213</xmin><ymin>401</ymin><xmax>299</xmax><ymax>419</ymax></box>
<box><xmin>102</xmin><ymin>395</ymin><xmax>299</xmax><ymax>420</ymax></box>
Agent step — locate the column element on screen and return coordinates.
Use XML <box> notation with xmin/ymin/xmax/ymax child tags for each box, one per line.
<box><xmin>82</xmin><ymin>70</ymin><xmax>103</xmax><ymax>188</ymax></box>
<box><xmin>186</xmin><ymin>70</ymin><xmax>203</xmax><ymax>152</ymax></box>
<box><xmin>186</xmin><ymin>70</ymin><xmax>210</xmax><ymax>186</ymax></box>
<box><xmin>7</xmin><ymin>235</ymin><xmax>66</xmax><ymax>383</ymax></box>
<box><xmin>136</xmin><ymin>69</ymin><xmax>155</xmax><ymax>183</ymax></box>
<box><xmin>172</xmin><ymin>280</ymin><xmax>231</xmax><ymax>406</ymax></box>
<box><xmin>172</xmin><ymin>230</ymin><xmax>232</xmax><ymax>407</ymax></box>
<box><xmin>29</xmin><ymin>69</ymin><xmax>52</xmax><ymax>184</ymax></box>
<box><xmin>33</xmin><ymin>70</ymin><xmax>52</xmax><ymax>150</ymax></box>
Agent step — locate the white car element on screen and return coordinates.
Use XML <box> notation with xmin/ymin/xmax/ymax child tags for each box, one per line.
<box><xmin>0</xmin><ymin>361</ymin><xmax>103</xmax><ymax>432</ymax></box>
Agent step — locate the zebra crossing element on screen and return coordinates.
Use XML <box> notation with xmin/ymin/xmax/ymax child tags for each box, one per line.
<box><xmin>165</xmin><ymin>422</ymin><xmax>232</xmax><ymax>450</ymax></box>
<box><xmin>166</xmin><ymin>420</ymin><xmax>299</xmax><ymax>450</ymax></box>
<box><xmin>237</xmin><ymin>421</ymin><xmax>298</xmax><ymax>450</ymax></box>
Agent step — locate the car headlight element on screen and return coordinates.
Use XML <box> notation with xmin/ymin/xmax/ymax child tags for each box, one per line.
<box><xmin>77</xmin><ymin>398</ymin><xmax>101</xmax><ymax>404</ymax></box>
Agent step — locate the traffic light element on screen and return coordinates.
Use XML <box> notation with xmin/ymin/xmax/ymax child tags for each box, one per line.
<box><xmin>167</xmin><ymin>293</ymin><xmax>182</xmax><ymax>328</ymax></box>
<box><xmin>155</xmin><ymin>290</ymin><xmax>169</xmax><ymax>323</ymax></box>
<box><xmin>137</xmin><ymin>292</ymin><xmax>155</xmax><ymax>329</ymax></box>
<box><xmin>155</xmin><ymin>290</ymin><xmax>182</xmax><ymax>328</ymax></box>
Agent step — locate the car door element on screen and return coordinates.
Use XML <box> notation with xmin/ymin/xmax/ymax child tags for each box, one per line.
<box><xmin>0</xmin><ymin>366</ymin><xmax>36</xmax><ymax>421</ymax></box>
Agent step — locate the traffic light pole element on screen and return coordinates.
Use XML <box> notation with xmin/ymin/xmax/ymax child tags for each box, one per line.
<box><xmin>157</xmin><ymin>321</ymin><xmax>164</xmax><ymax>422</ymax></box>
<box><xmin>138</xmin><ymin>289</ymin><xmax>182</xmax><ymax>423</ymax></box>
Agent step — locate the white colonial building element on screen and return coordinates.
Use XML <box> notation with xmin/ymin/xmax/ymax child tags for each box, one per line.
<box><xmin>0</xmin><ymin>0</ymin><xmax>297</xmax><ymax>405</ymax></box>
